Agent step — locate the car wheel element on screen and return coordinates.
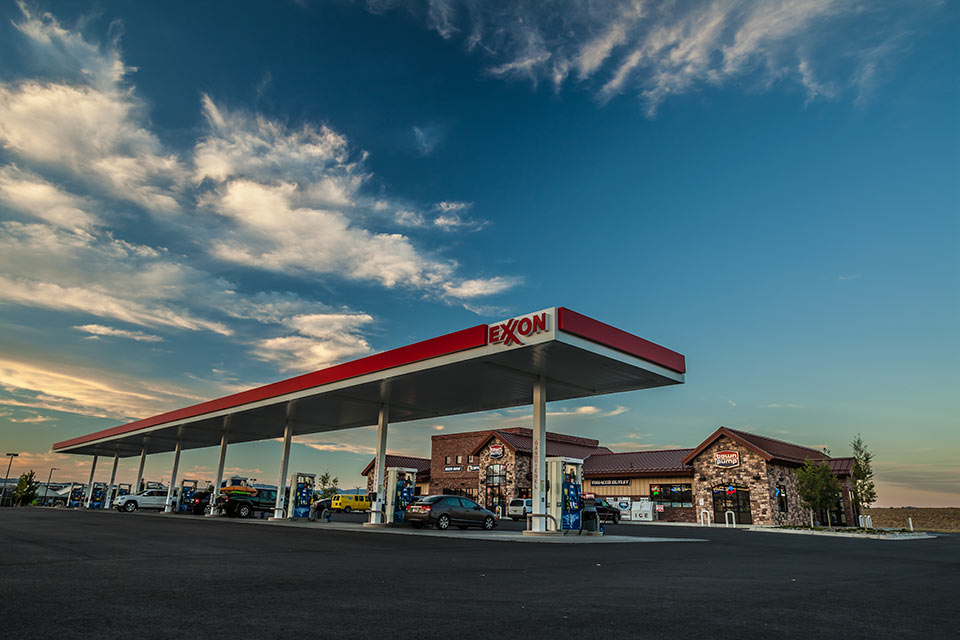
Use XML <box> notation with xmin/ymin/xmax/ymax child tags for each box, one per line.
<box><xmin>344</xmin><ymin>506</ymin><xmax>351</xmax><ymax>513</ymax></box>
<box><xmin>123</xmin><ymin>501</ymin><xmax>137</xmax><ymax>512</ymax></box>
<box><xmin>483</xmin><ymin>516</ymin><xmax>495</xmax><ymax>531</ymax></box>
<box><xmin>237</xmin><ymin>504</ymin><xmax>252</xmax><ymax>518</ymax></box>
<box><xmin>436</xmin><ymin>514</ymin><xmax>450</xmax><ymax>530</ymax></box>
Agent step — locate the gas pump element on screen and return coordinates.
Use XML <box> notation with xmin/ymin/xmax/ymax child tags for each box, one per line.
<box><xmin>287</xmin><ymin>472</ymin><xmax>315</xmax><ymax>519</ymax></box>
<box><xmin>546</xmin><ymin>457</ymin><xmax>583</xmax><ymax>533</ymax></box>
<box><xmin>67</xmin><ymin>483</ymin><xmax>85</xmax><ymax>508</ymax></box>
<box><xmin>89</xmin><ymin>482</ymin><xmax>107</xmax><ymax>509</ymax></box>
<box><xmin>105</xmin><ymin>482</ymin><xmax>132</xmax><ymax>510</ymax></box>
<box><xmin>178</xmin><ymin>479</ymin><xmax>199</xmax><ymax>513</ymax></box>
<box><xmin>384</xmin><ymin>467</ymin><xmax>417</xmax><ymax>525</ymax></box>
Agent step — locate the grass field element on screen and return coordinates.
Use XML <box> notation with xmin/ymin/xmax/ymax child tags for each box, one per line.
<box><xmin>863</xmin><ymin>507</ymin><xmax>960</xmax><ymax>533</ymax></box>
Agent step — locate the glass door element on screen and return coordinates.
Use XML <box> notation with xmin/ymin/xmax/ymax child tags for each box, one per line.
<box><xmin>712</xmin><ymin>484</ymin><xmax>753</xmax><ymax>525</ymax></box>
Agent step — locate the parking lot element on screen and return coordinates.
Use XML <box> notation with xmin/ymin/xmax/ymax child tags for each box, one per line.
<box><xmin>0</xmin><ymin>508</ymin><xmax>956</xmax><ymax>639</ymax></box>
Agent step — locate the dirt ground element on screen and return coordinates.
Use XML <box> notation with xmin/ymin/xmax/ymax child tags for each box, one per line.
<box><xmin>863</xmin><ymin>507</ymin><xmax>960</xmax><ymax>533</ymax></box>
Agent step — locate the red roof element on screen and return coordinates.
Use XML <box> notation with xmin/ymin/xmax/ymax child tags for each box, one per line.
<box><xmin>681</xmin><ymin>427</ymin><xmax>854</xmax><ymax>476</ymax></box>
<box><xmin>361</xmin><ymin>455</ymin><xmax>432</xmax><ymax>478</ymax></box>
<box><xmin>583</xmin><ymin>449</ymin><xmax>694</xmax><ymax>477</ymax></box>
<box><xmin>470</xmin><ymin>429</ymin><xmax>610</xmax><ymax>459</ymax></box>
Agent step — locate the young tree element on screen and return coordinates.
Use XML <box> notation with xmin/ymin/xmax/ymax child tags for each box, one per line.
<box><xmin>316</xmin><ymin>471</ymin><xmax>339</xmax><ymax>499</ymax></box>
<box><xmin>14</xmin><ymin>470</ymin><xmax>40</xmax><ymax>506</ymax></box>
<box><xmin>795</xmin><ymin>458</ymin><xmax>840</xmax><ymax>528</ymax></box>
<box><xmin>850</xmin><ymin>434</ymin><xmax>877</xmax><ymax>513</ymax></box>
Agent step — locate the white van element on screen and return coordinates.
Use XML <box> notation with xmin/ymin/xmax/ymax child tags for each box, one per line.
<box><xmin>507</xmin><ymin>498</ymin><xmax>532</xmax><ymax>521</ymax></box>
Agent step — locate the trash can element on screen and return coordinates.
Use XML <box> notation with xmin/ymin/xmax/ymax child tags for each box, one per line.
<box><xmin>581</xmin><ymin>497</ymin><xmax>599</xmax><ymax>533</ymax></box>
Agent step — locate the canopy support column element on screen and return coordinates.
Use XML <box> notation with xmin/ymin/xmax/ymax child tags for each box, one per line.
<box><xmin>84</xmin><ymin>455</ymin><xmax>98</xmax><ymax>508</ymax></box>
<box><xmin>207</xmin><ymin>419</ymin><xmax>230</xmax><ymax>516</ymax></box>
<box><xmin>529</xmin><ymin>376</ymin><xmax>547</xmax><ymax>532</ymax></box>
<box><xmin>105</xmin><ymin>451</ymin><xmax>119</xmax><ymax>510</ymax></box>
<box><xmin>368</xmin><ymin>404</ymin><xmax>389</xmax><ymax>525</ymax></box>
<box><xmin>164</xmin><ymin>435</ymin><xmax>182</xmax><ymax>513</ymax></box>
<box><xmin>134</xmin><ymin>444</ymin><xmax>147</xmax><ymax>493</ymax></box>
<box><xmin>273</xmin><ymin>404</ymin><xmax>294</xmax><ymax>519</ymax></box>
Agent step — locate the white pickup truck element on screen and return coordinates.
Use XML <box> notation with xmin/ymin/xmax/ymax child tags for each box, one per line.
<box><xmin>114</xmin><ymin>489</ymin><xmax>168</xmax><ymax>512</ymax></box>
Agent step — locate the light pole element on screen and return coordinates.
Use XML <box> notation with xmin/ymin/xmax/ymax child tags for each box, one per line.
<box><xmin>45</xmin><ymin>467</ymin><xmax>60</xmax><ymax>506</ymax></box>
<box><xmin>4</xmin><ymin>453</ymin><xmax>19</xmax><ymax>507</ymax></box>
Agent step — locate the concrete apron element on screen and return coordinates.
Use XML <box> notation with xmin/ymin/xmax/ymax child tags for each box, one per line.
<box><xmin>148</xmin><ymin>512</ymin><xmax>707</xmax><ymax>544</ymax></box>
<box><xmin>247</xmin><ymin>520</ymin><xmax>708</xmax><ymax>544</ymax></box>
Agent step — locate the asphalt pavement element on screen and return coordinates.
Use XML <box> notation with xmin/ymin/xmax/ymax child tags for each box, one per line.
<box><xmin>0</xmin><ymin>508</ymin><xmax>956</xmax><ymax>639</ymax></box>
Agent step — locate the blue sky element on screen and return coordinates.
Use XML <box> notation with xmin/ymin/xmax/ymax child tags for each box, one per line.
<box><xmin>0</xmin><ymin>1</ymin><xmax>956</xmax><ymax>505</ymax></box>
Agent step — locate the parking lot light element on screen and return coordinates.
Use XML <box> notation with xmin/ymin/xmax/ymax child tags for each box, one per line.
<box><xmin>3</xmin><ymin>453</ymin><xmax>19</xmax><ymax>507</ymax></box>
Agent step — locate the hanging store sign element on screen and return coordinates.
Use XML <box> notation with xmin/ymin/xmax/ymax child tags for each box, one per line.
<box><xmin>488</xmin><ymin>311</ymin><xmax>549</xmax><ymax>347</ymax></box>
<box><xmin>444</xmin><ymin>465</ymin><xmax>462</xmax><ymax>472</ymax></box>
<box><xmin>714</xmin><ymin>450</ymin><xmax>740</xmax><ymax>468</ymax></box>
<box><xmin>589</xmin><ymin>478</ymin><xmax>630</xmax><ymax>486</ymax></box>
<box><xmin>489</xmin><ymin>444</ymin><xmax>504</xmax><ymax>459</ymax></box>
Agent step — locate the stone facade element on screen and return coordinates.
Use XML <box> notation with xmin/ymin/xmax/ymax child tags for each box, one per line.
<box><xmin>690</xmin><ymin>435</ymin><xmax>855</xmax><ymax>526</ymax></box>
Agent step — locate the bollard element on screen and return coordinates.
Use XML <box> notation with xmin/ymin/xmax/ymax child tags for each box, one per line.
<box><xmin>908</xmin><ymin>517</ymin><xmax>914</xmax><ymax>532</ymax></box>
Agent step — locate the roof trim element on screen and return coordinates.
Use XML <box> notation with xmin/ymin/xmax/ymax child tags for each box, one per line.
<box><xmin>53</xmin><ymin>324</ymin><xmax>488</xmax><ymax>451</ymax></box>
<box><xmin>681</xmin><ymin>427</ymin><xmax>774</xmax><ymax>465</ymax></box>
<box><xmin>557</xmin><ymin>307</ymin><xmax>685</xmax><ymax>374</ymax></box>
<box><xmin>469</xmin><ymin>432</ymin><xmax>517</xmax><ymax>456</ymax></box>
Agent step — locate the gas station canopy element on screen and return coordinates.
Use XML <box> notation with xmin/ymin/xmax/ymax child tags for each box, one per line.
<box><xmin>52</xmin><ymin>307</ymin><xmax>685</xmax><ymax>458</ymax></box>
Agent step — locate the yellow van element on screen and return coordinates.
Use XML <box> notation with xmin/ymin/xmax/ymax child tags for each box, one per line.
<box><xmin>332</xmin><ymin>494</ymin><xmax>371</xmax><ymax>513</ymax></box>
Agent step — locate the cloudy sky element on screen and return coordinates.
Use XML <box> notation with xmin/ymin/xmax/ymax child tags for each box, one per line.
<box><xmin>0</xmin><ymin>1</ymin><xmax>956</xmax><ymax>506</ymax></box>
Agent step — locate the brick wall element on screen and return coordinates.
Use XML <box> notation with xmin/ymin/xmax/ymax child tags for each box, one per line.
<box><xmin>691</xmin><ymin>435</ymin><xmax>772</xmax><ymax>525</ymax></box>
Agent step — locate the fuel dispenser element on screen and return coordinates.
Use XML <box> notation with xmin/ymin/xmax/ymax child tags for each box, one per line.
<box><xmin>89</xmin><ymin>482</ymin><xmax>107</xmax><ymax>509</ymax></box>
<box><xmin>546</xmin><ymin>457</ymin><xmax>583</xmax><ymax>533</ymax></box>
<box><xmin>287</xmin><ymin>472</ymin><xmax>315</xmax><ymax>519</ymax></box>
<box><xmin>178</xmin><ymin>479</ymin><xmax>199</xmax><ymax>513</ymax></box>
<box><xmin>384</xmin><ymin>467</ymin><xmax>417</xmax><ymax>525</ymax></box>
<box><xmin>67</xmin><ymin>483</ymin><xmax>85</xmax><ymax>508</ymax></box>
<box><xmin>117</xmin><ymin>483</ymin><xmax>132</xmax><ymax>498</ymax></box>
<box><xmin>105</xmin><ymin>483</ymin><xmax>132</xmax><ymax>510</ymax></box>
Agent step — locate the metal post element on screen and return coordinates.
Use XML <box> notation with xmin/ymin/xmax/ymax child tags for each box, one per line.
<box><xmin>368</xmin><ymin>404</ymin><xmax>389</xmax><ymax>525</ymax></box>
<box><xmin>105</xmin><ymin>452</ymin><xmax>119</xmax><ymax>510</ymax></box>
<box><xmin>908</xmin><ymin>517</ymin><xmax>914</xmax><ymax>532</ymax></box>
<box><xmin>44</xmin><ymin>467</ymin><xmax>58</xmax><ymax>506</ymax></box>
<box><xmin>164</xmin><ymin>436</ymin><xmax>182</xmax><ymax>513</ymax></box>
<box><xmin>207</xmin><ymin>420</ymin><xmax>230</xmax><ymax>516</ymax></box>
<box><xmin>530</xmin><ymin>375</ymin><xmax>547</xmax><ymax>533</ymax></box>
<box><xmin>274</xmin><ymin>404</ymin><xmax>294</xmax><ymax>519</ymax></box>
<box><xmin>3</xmin><ymin>453</ymin><xmax>18</xmax><ymax>507</ymax></box>
<box><xmin>134</xmin><ymin>444</ymin><xmax>147</xmax><ymax>493</ymax></box>
<box><xmin>84</xmin><ymin>455</ymin><xmax>99</xmax><ymax>508</ymax></box>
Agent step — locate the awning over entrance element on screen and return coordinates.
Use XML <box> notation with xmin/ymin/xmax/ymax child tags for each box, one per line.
<box><xmin>52</xmin><ymin>307</ymin><xmax>684</xmax><ymax>458</ymax></box>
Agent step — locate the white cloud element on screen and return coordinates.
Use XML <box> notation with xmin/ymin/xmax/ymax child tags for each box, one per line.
<box><xmin>0</xmin><ymin>7</ymin><xmax>185</xmax><ymax>211</ymax></box>
<box><xmin>74</xmin><ymin>324</ymin><xmax>163</xmax><ymax>343</ymax></box>
<box><xmin>373</xmin><ymin>0</ymin><xmax>936</xmax><ymax>115</ymax></box>
<box><xmin>435</xmin><ymin>201</ymin><xmax>472</xmax><ymax>213</ymax></box>
<box><xmin>0</xmin><ymin>222</ymin><xmax>232</xmax><ymax>335</ymax></box>
<box><xmin>8</xmin><ymin>414</ymin><xmax>54</xmax><ymax>423</ymax></box>
<box><xmin>442</xmin><ymin>276</ymin><xmax>520</xmax><ymax>299</ymax></box>
<box><xmin>0</xmin><ymin>356</ymin><xmax>207</xmax><ymax>420</ymax></box>
<box><xmin>0</xmin><ymin>165</ymin><xmax>98</xmax><ymax>231</ymax></box>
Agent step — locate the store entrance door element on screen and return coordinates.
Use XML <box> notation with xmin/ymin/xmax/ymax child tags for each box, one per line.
<box><xmin>712</xmin><ymin>484</ymin><xmax>753</xmax><ymax>525</ymax></box>
<box><xmin>485</xmin><ymin>485</ymin><xmax>504</xmax><ymax>515</ymax></box>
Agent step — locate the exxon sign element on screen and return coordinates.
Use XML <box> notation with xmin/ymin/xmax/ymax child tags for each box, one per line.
<box><xmin>488</xmin><ymin>311</ymin><xmax>550</xmax><ymax>347</ymax></box>
<box><xmin>714</xmin><ymin>450</ymin><xmax>740</xmax><ymax>468</ymax></box>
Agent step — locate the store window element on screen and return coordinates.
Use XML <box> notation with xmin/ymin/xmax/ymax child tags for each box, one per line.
<box><xmin>467</xmin><ymin>455</ymin><xmax>476</xmax><ymax>464</ymax></box>
<box><xmin>649</xmin><ymin>483</ymin><xmax>693</xmax><ymax>507</ymax></box>
<box><xmin>486</xmin><ymin>464</ymin><xmax>506</xmax><ymax>486</ymax></box>
<box><xmin>775</xmin><ymin>485</ymin><xmax>788</xmax><ymax>513</ymax></box>
<box><xmin>444</xmin><ymin>456</ymin><xmax>452</xmax><ymax>464</ymax></box>
<box><xmin>456</xmin><ymin>455</ymin><xmax>463</xmax><ymax>464</ymax></box>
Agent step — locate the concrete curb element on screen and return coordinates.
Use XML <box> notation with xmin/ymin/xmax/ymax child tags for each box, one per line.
<box><xmin>745</xmin><ymin>526</ymin><xmax>936</xmax><ymax>541</ymax></box>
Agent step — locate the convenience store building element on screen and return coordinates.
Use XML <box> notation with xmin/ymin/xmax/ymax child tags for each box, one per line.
<box><xmin>365</xmin><ymin>425</ymin><xmax>857</xmax><ymax>526</ymax></box>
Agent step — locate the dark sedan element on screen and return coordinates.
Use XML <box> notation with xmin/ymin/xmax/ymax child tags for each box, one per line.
<box><xmin>186</xmin><ymin>490</ymin><xmax>212</xmax><ymax>515</ymax></box>
<box><xmin>405</xmin><ymin>495</ymin><xmax>498</xmax><ymax>531</ymax></box>
<box><xmin>591</xmin><ymin>496</ymin><xmax>622</xmax><ymax>524</ymax></box>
